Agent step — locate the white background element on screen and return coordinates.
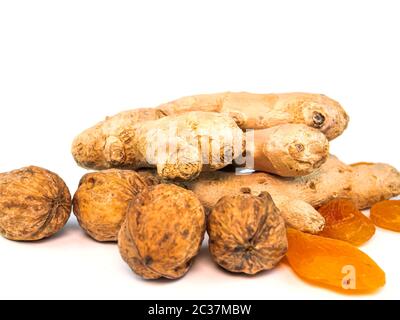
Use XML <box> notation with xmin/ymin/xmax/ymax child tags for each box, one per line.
<box><xmin>0</xmin><ymin>0</ymin><xmax>399</xmax><ymax>300</ymax></box>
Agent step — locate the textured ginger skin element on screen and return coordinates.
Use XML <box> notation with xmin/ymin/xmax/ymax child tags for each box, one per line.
<box><xmin>0</xmin><ymin>166</ymin><xmax>71</xmax><ymax>241</ymax></box>
<box><xmin>73</xmin><ymin>170</ymin><xmax>152</xmax><ymax>242</ymax></box>
<box><xmin>271</xmin><ymin>196</ymin><xmax>326</xmax><ymax>234</ymax></box>
<box><xmin>350</xmin><ymin>162</ymin><xmax>400</xmax><ymax>209</ymax></box>
<box><xmin>208</xmin><ymin>192</ymin><xmax>288</xmax><ymax>275</ymax></box>
<box><xmin>138</xmin><ymin>170</ymin><xmax>325</xmax><ymax>234</ymax></box>
<box><xmin>185</xmin><ymin>155</ymin><xmax>400</xmax><ymax>210</ymax></box>
<box><xmin>181</xmin><ymin>156</ymin><xmax>400</xmax><ymax>233</ymax></box>
<box><xmin>72</xmin><ymin>108</ymin><xmax>165</xmax><ymax>171</ymax></box>
<box><xmin>247</xmin><ymin>124</ymin><xmax>329</xmax><ymax>177</ymax></box>
<box><xmin>73</xmin><ymin>111</ymin><xmax>243</xmax><ymax>180</ymax></box>
<box><xmin>134</xmin><ymin>112</ymin><xmax>243</xmax><ymax>180</ymax></box>
<box><xmin>72</xmin><ymin>110</ymin><xmax>329</xmax><ymax>178</ymax></box>
<box><xmin>158</xmin><ymin>92</ymin><xmax>349</xmax><ymax>140</ymax></box>
<box><xmin>118</xmin><ymin>184</ymin><xmax>206</xmax><ymax>280</ymax></box>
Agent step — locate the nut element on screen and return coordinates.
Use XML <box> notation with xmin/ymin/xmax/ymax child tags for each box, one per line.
<box><xmin>118</xmin><ymin>184</ymin><xmax>206</xmax><ymax>280</ymax></box>
<box><xmin>208</xmin><ymin>192</ymin><xmax>288</xmax><ymax>275</ymax></box>
<box><xmin>73</xmin><ymin>169</ymin><xmax>152</xmax><ymax>242</ymax></box>
<box><xmin>0</xmin><ymin>166</ymin><xmax>71</xmax><ymax>241</ymax></box>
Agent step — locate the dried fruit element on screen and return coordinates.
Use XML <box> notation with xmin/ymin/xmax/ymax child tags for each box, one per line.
<box><xmin>0</xmin><ymin>166</ymin><xmax>71</xmax><ymax>241</ymax></box>
<box><xmin>318</xmin><ymin>199</ymin><xmax>375</xmax><ymax>245</ymax></box>
<box><xmin>370</xmin><ymin>200</ymin><xmax>400</xmax><ymax>232</ymax></box>
<box><xmin>118</xmin><ymin>184</ymin><xmax>206</xmax><ymax>280</ymax></box>
<box><xmin>208</xmin><ymin>192</ymin><xmax>288</xmax><ymax>275</ymax></box>
<box><xmin>286</xmin><ymin>228</ymin><xmax>386</xmax><ymax>292</ymax></box>
<box><xmin>73</xmin><ymin>170</ymin><xmax>152</xmax><ymax>242</ymax></box>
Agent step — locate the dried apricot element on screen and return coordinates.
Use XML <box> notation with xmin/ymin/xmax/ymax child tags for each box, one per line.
<box><xmin>318</xmin><ymin>199</ymin><xmax>375</xmax><ymax>246</ymax></box>
<box><xmin>370</xmin><ymin>200</ymin><xmax>400</xmax><ymax>232</ymax></box>
<box><xmin>317</xmin><ymin>199</ymin><xmax>375</xmax><ymax>245</ymax></box>
<box><xmin>286</xmin><ymin>228</ymin><xmax>385</xmax><ymax>292</ymax></box>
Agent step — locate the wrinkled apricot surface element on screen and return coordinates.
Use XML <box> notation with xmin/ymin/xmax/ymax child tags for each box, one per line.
<box><xmin>318</xmin><ymin>199</ymin><xmax>375</xmax><ymax>246</ymax></box>
<box><xmin>286</xmin><ymin>229</ymin><xmax>385</xmax><ymax>292</ymax></box>
<box><xmin>370</xmin><ymin>200</ymin><xmax>400</xmax><ymax>232</ymax></box>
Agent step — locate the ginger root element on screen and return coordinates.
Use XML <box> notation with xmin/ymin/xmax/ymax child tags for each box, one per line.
<box><xmin>173</xmin><ymin>155</ymin><xmax>400</xmax><ymax>233</ymax></box>
<box><xmin>72</xmin><ymin>111</ymin><xmax>329</xmax><ymax>179</ymax></box>
<box><xmin>158</xmin><ymin>92</ymin><xmax>349</xmax><ymax>140</ymax></box>
<box><xmin>138</xmin><ymin>170</ymin><xmax>325</xmax><ymax>234</ymax></box>
<box><xmin>73</xmin><ymin>111</ymin><xmax>243</xmax><ymax>180</ymax></box>
<box><xmin>245</xmin><ymin>124</ymin><xmax>329</xmax><ymax>176</ymax></box>
<box><xmin>183</xmin><ymin>155</ymin><xmax>400</xmax><ymax>211</ymax></box>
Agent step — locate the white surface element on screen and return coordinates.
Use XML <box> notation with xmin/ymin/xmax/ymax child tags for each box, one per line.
<box><xmin>0</xmin><ymin>0</ymin><xmax>399</xmax><ymax>300</ymax></box>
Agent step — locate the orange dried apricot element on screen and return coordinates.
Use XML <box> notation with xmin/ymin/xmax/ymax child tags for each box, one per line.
<box><xmin>286</xmin><ymin>228</ymin><xmax>385</xmax><ymax>292</ymax></box>
<box><xmin>370</xmin><ymin>200</ymin><xmax>400</xmax><ymax>232</ymax></box>
<box><xmin>317</xmin><ymin>199</ymin><xmax>375</xmax><ymax>246</ymax></box>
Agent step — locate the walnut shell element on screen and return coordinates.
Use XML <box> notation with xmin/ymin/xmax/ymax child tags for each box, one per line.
<box><xmin>208</xmin><ymin>192</ymin><xmax>288</xmax><ymax>275</ymax></box>
<box><xmin>118</xmin><ymin>184</ymin><xmax>206</xmax><ymax>280</ymax></box>
<box><xmin>73</xmin><ymin>170</ymin><xmax>152</xmax><ymax>242</ymax></box>
<box><xmin>0</xmin><ymin>166</ymin><xmax>71</xmax><ymax>241</ymax></box>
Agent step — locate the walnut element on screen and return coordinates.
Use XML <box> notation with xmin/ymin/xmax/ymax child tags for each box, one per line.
<box><xmin>73</xmin><ymin>169</ymin><xmax>152</xmax><ymax>242</ymax></box>
<box><xmin>118</xmin><ymin>184</ymin><xmax>206</xmax><ymax>280</ymax></box>
<box><xmin>207</xmin><ymin>191</ymin><xmax>288</xmax><ymax>275</ymax></box>
<box><xmin>0</xmin><ymin>166</ymin><xmax>71</xmax><ymax>241</ymax></box>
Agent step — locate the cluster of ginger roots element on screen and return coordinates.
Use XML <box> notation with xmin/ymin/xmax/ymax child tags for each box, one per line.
<box><xmin>72</xmin><ymin>91</ymin><xmax>400</xmax><ymax>235</ymax></box>
<box><xmin>70</xmin><ymin>92</ymin><xmax>400</xmax><ymax>292</ymax></box>
<box><xmin>1</xmin><ymin>91</ymin><xmax>398</xmax><ymax>293</ymax></box>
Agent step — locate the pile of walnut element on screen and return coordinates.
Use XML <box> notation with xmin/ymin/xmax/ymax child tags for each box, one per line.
<box><xmin>1</xmin><ymin>91</ymin><xmax>400</xmax><ymax>292</ymax></box>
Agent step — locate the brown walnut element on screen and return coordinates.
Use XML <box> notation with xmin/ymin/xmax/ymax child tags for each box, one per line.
<box><xmin>73</xmin><ymin>169</ymin><xmax>152</xmax><ymax>242</ymax></box>
<box><xmin>118</xmin><ymin>184</ymin><xmax>206</xmax><ymax>280</ymax></box>
<box><xmin>0</xmin><ymin>166</ymin><xmax>71</xmax><ymax>241</ymax></box>
<box><xmin>207</xmin><ymin>192</ymin><xmax>288</xmax><ymax>275</ymax></box>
